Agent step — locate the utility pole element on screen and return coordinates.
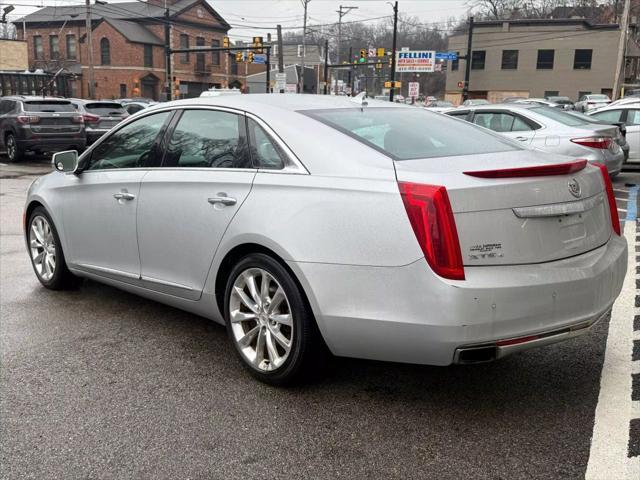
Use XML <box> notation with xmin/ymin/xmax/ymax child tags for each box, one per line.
<box><xmin>164</xmin><ymin>6</ymin><xmax>172</xmax><ymax>101</ymax></box>
<box><xmin>85</xmin><ymin>0</ymin><xmax>95</xmax><ymax>98</ymax></box>
<box><xmin>347</xmin><ymin>46</ymin><xmax>353</xmax><ymax>93</ymax></box>
<box><xmin>277</xmin><ymin>24</ymin><xmax>285</xmax><ymax>93</ymax></box>
<box><xmin>462</xmin><ymin>16</ymin><xmax>474</xmax><ymax>102</ymax></box>
<box><xmin>612</xmin><ymin>0</ymin><xmax>630</xmax><ymax>100</ymax></box>
<box><xmin>299</xmin><ymin>0</ymin><xmax>310</xmax><ymax>94</ymax></box>
<box><xmin>266</xmin><ymin>46</ymin><xmax>271</xmax><ymax>93</ymax></box>
<box><xmin>389</xmin><ymin>1</ymin><xmax>398</xmax><ymax>102</ymax></box>
<box><xmin>323</xmin><ymin>38</ymin><xmax>329</xmax><ymax>94</ymax></box>
<box><xmin>334</xmin><ymin>5</ymin><xmax>358</xmax><ymax>95</ymax></box>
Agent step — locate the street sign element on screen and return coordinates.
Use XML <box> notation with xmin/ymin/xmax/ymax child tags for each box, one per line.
<box><xmin>408</xmin><ymin>82</ymin><xmax>419</xmax><ymax>98</ymax></box>
<box><xmin>252</xmin><ymin>54</ymin><xmax>267</xmax><ymax>64</ymax></box>
<box><xmin>435</xmin><ymin>52</ymin><xmax>458</xmax><ymax>61</ymax></box>
<box><xmin>377</xmin><ymin>47</ymin><xmax>385</xmax><ymax>57</ymax></box>
<box><xmin>368</xmin><ymin>48</ymin><xmax>376</xmax><ymax>58</ymax></box>
<box><xmin>275</xmin><ymin>73</ymin><xmax>286</xmax><ymax>91</ymax></box>
<box><xmin>395</xmin><ymin>50</ymin><xmax>435</xmax><ymax>73</ymax></box>
<box><xmin>384</xmin><ymin>81</ymin><xmax>402</xmax><ymax>88</ymax></box>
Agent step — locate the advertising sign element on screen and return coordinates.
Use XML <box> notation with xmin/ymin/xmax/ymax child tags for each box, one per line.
<box><xmin>395</xmin><ymin>50</ymin><xmax>435</xmax><ymax>73</ymax></box>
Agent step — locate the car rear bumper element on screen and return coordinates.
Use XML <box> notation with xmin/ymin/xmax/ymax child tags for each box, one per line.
<box><xmin>17</xmin><ymin>136</ymin><xmax>86</xmax><ymax>152</ymax></box>
<box><xmin>291</xmin><ymin>234</ymin><xmax>626</xmax><ymax>366</ymax></box>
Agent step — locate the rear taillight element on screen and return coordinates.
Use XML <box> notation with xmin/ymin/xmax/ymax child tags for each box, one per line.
<box><xmin>595</xmin><ymin>164</ymin><xmax>621</xmax><ymax>236</ymax></box>
<box><xmin>571</xmin><ymin>137</ymin><xmax>612</xmax><ymax>149</ymax></box>
<box><xmin>16</xmin><ymin>115</ymin><xmax>40</xmax><ymax>124</ymax></box>
<box><xmin>463</xmin><ymin>159</ymin><xmax>587</xmax><ymax>178</ymax></box>
<box><xmin>82</xmin><ymin>113</ymin><xmax>100</xmax><ymax>123</ymax></box>
<box><xmin>71</xmin><ymin>116</ymin><xmax>84</xmax><ymax>124</ymax></box>
<box><xmin>398</xmin><ymin>182</ymin><xmax>465</xmax><ymax>280</ymax></box>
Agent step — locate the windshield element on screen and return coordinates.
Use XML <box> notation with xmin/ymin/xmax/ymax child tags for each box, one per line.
<box><xmin>529</xmin><ymin>106</ymin><xmax>592</xmax><ymax>126</ymax></box>
<box><xmin>23</xmin><ymin>101</ymin><xmax>75</xmax><ymax>113</ymax></box>
<box><xmin>302</xmin><ymin>107</ymin><xmax>519</xmax><ymax>160</ymax></box>
<box><xmin>85</xmin><ymin>103</ymin><xmax>127</xmax><ymax>116</ymax></box>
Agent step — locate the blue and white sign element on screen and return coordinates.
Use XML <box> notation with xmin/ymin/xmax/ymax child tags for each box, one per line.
<box><xmin>252</xmin><ymin>54</ymin><xmax>267</xmax><ymax>64</ymax></box>
<box><xmin>435</xmin><ymin>52</ymin><xmax>458</xmax><ymax>61</ymax></box>
<box><xmin>395</xmin><ymin>50</ymin><xmax>435</xmax><ymax>73</ymax></box>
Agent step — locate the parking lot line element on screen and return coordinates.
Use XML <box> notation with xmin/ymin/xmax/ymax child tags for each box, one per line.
<box><xmin>585</xmin><ymin>221</ymin><xmax>638</xmax><ymax>479</ymax></box>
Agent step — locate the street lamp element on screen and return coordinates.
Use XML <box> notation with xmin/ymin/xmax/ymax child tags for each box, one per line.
<box><xmin>1</xmin><ymin>5</ymin><xmax>15</xmax><ymax>24</ymax></box>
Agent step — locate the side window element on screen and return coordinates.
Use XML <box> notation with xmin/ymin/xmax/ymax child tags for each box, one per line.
<box><xmin>86</xmin><ymin>111</ymin><xmax>171</xmax><ymax>171</ymax></box>
<box><xmin>0</xmin><ymin>100</ymin><xmax>10</xmax><ymax>115</ymax></box>
<box><xmin>591</xmin><ymin>109</ymin><xmax>623</xmax><ymax>123</ymax></box>
<box><xmin>511</xmin><ymin>116</ymin><xmax>535</xmax><ymax>131</ymax></box>
<box><xmin>163</xmin><ymin>109</ymin><xmax>251</xmax><ymax>169</ymax></box>
<box><xmin>625</xmin><ymin>109</ymin><xmax>640</xmax><ymax>125</ymax></box>
<box><xmin>473</xmin><ymin>112</ymin><xmax>515</xmax><ymax>132</ymax></box>
<box><xmin>247</xmin><ymin>118</ymin><xmax>285</xmax><ymax>169</ymax></box>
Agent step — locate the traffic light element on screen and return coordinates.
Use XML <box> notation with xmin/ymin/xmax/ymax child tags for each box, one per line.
<box><xmin>248</xmin><ymin>51</ymin><xmax>254</xmax><ymax>63</ymax></box>
<box><xmin>223</xmin><ymin>36</ymin><xmax>230</xmax><ymax>48</ymax></box>
<box><xmin>359</xmin><ymin>48</ymin><xmax>367</xmax><ymax>63</ymax></box>
<box><xmin>235</xmin><ymin>51</ymin><xmax>243</xmax><ymax>62</ymax></box>
<box><xmin>375</xmin><ymin>61</ymin><xmax>382</xmax><ymax>70</ymax></box>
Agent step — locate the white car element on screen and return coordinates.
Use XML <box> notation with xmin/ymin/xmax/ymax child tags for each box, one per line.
<box><xmin>25</xmin><ymin>95</ymin><xmax>626</xmax><ymax>385</ymax></box>
<box><xmin>575</xmin><ymin>94</ymin><xmax>611</xmax><ymax>112</ymax></box>
<box><xmin>588</xmin><ymin>104</ymin><xmax>640</xmax><ymax>162</ymax></box>
<box><xmin>445</xmin><ymin>104</ymin><xmax>625</xmax><ymax>176</ymax></box>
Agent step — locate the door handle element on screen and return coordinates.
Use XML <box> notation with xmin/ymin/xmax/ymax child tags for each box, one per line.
<box><xmin>208</xmin><ymin>195</ymin><xmax>237</xmax><ymax>206</ymax></box>
<box><xmin>113</xmin><ymin>192</ymin><xmax>135</xmax><ymax>201</ymax></box>
<box><xmin>515</xmin><ymin>136</ymin><xmax>528</xmax><ymax>142</ymax></box>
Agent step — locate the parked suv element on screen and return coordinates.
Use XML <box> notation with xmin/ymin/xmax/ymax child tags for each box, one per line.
<box><xmin>69</xmin><ymin>99</ymin><xmax>129</xmax><ymax>145</ymax></box>
<box><xmin>0</xmin><ymin>96</ymin><xmax>85</xmax><ymax>162</ymax></box>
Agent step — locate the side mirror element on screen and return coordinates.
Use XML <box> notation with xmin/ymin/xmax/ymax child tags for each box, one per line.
<box><xmin>52</xmin><ymin>150</ymin><xmax>78</xmax><ymax>173</ymax></box>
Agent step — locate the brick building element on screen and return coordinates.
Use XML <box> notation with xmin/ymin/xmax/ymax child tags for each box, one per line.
<box><xmin>16</xmin><ymin>0</ymin><xmax>232</xmax><ymax>100</ymax></box>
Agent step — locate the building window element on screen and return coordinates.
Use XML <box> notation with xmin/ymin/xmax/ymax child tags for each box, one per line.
<box><xmin>66</xmin><ymin>35</ymin><xmax>77</xmax><ymax>60</ymax></box>
<box><xmin>120</xmin><ymin>83</ymin><xmax>127</xmax><ymax>97</ymax></box>
<box><xmin>33</xmin><ymin>36</ymin><xmax>43</xmax><ymax>60</ymax></box>
<box><xmin>544</xmin><ymin>90</ymin><xmax>559</xmax><ymax>97</ymax></box>
<box><xmin>471</xmin><ymin>50</ymin><xmax>485</xmax><ymax>70</ymax></box>
<box><xmin>196</xmin><ymin>37</ymin><xmax>205</xmax><ymax>71</ymax></box>
<box><xmin>536</xmin><ymin>49</ymin><xmax>554</xmax><ymax>69</ymax></box>
<box><xmin>573</xmin><ymin>49</ymin><xmax>592</xmax><ymax>70</ymax></box>
<box><xmin>451</xmin><ymin>51</ymin><xmax>459</xmax><ymax>71</ymax></box>
<box><xmin>211</xmin><ymin>39</ymin><xmax>220</xmax><ymax>65</ymax></box>
<box><xmin>100</xmin><ymin>38</ymin><xmax>110</xmax><ymax>65</ymax></box>
<box><xmin>180</xmin><ymin>34</ymin><xmax>189</xmax><ymax>63</ymax></box>
<box><xmin>501</xmin><ymin>50</ymin><xmax>518</xmax><ymax>70</ymax></box>
<box><xmin>144</xmin><ymin>44</ymin><xmax>153</xmax><ymax>68</ymax></box>
<box><xmin>49</xmin><ymin>35</ymin><xmax>59</xmax><ymax>60</ymax></box>
<box><xmin>297</xmin><ymin>45</ymin><xmax>306</xmax><ymax>57</ymax></box>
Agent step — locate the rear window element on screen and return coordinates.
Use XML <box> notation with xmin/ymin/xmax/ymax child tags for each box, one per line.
<box><xmin>302</xmin><ymin>107</ymin><xmax>519</xmax><ymax>160</ymax></box>
<box><xmin>85</xmin><ymin>103</ymin><xmax>127</xmax><ymax>116</ymax></box>
<box><xmin>590</xmin><ymin>95</ymin><xmax>609</xmax><ymax>100</ymax></box>
<box><xmin>23</xmin><ymin>101</ymin><xmax>75</xmax><ymax>112</ymax></box>
<box><xmin>529</xmin><ymin>106</ymin><xmax>592</xmax><ymax>126</ymax></box>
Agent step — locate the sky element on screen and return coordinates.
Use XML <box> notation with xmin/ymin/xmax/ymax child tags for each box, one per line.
<box><xmin>5</xmin><ymin>0</ymin><xmax>470</xmax><ymax>40</ymax></box>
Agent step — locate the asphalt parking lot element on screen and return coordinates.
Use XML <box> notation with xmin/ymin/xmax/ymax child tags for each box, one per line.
<box><xmin>1</xmin><ymin>158</ymin><xmax>639</xmax><ymax>479</ymax></box>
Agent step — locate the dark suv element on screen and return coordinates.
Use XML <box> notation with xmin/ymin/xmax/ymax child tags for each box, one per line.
<box><xmin>0</xmin><ymin>96</ymin><xmax>86</xmax><ymax>162</ymax></box>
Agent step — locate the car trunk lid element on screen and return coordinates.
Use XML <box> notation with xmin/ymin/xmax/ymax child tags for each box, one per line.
<box><xmin>394</xmin><ymin>150</ymin><xmax>611</xmax><ymax>266</ymax></box>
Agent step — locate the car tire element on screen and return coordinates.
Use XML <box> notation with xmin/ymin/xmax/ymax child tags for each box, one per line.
<box><xmin>224</xmin><ymin>253</ymin><xmax>327</xmax><ymax>386</ymax></box>
<box><xmin>27</xmin><ymin>206</ymin><xmax>79</xmax><ymax>290</ymax></box>
<box><xmin>5</xmin><ymin>132</ymin><xmax>23</xmax><ymax>163</ymax></box>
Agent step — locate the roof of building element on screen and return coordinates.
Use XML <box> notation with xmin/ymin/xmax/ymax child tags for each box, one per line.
<box><xmin>17</xmin><ymin>0</ymin><xmax>230</xmax><ymax>29</ymax></box>
<box><xmin>472</xmin><ymin>18</ymin><xmax>620</xmax><ymax>30</ymax></box>
<box><xmin>102</xmin><ymin>18</ymin><xmax>163</xmax><ymax>45</ymax></box>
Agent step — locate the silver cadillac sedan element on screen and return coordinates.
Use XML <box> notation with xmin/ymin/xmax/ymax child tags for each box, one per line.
<box><xmin>24</xmin><ymin>95</ymin><xmax>627</xmax><ymax>385</ymax></box>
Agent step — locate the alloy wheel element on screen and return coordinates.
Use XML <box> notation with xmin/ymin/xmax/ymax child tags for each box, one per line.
<box><xmin>29</xmin><ymin>215</ymin><xmax>56</xmax><ymax>281</ymax></box>
<box><xmin>229</xmin><ymin>268</ymin><xmax>294</xmax><ymax>371</ymax></box>
<box><xmin>6</xmin><ymin>135</ymin><xmax>16</xmax><ymax>161</ymax></box>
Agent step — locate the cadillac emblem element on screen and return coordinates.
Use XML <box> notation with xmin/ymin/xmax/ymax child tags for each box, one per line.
<box><xmin>568</xmin><ymin>178</ymin><xmax>581</xmax><ymax>198</ymax></box>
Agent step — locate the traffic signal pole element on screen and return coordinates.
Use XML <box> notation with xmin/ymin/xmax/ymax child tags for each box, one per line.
<box><xmin>462</xmin><ymin>16</ymin><xmax>474</xmax><ymax>102</ymax></box>
<box><xmin>389</xmin><ymin>1</ymin><xmax>398</xmax><ymax>102</ymax></box>
<box><xmin>164</xmin><ymin>7</ymin><xmax>172</xmax><ymax>101</ymax></box>
<box><xmin>323</xmin><ymin>38</ymin><xmax>329</xmax><ymax>95</ymax></box>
